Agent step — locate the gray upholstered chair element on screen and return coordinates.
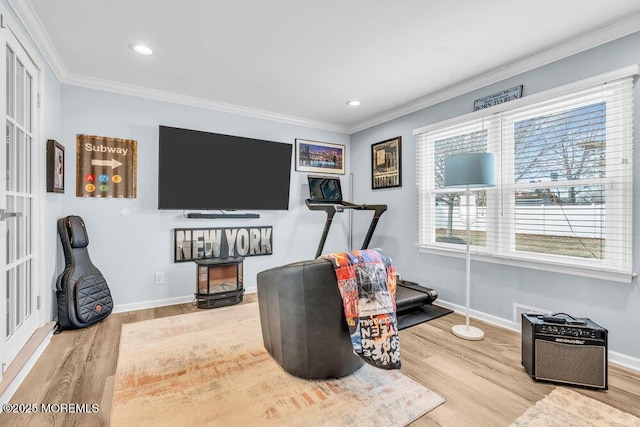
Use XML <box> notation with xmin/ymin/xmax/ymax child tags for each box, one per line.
<box><xmin>257</xmin><ymin>258</ymin><xmax>364</xmax><ymax>379</ymax></box>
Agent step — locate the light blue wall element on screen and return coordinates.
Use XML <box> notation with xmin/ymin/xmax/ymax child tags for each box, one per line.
<box><xmin>350</xmin><ymin>32</ymin><xmax>640</xmax><ymax>359</ymax></box>
<box><xmin>51</xmin><ymin>86</ymin><xmax>350</xmax><ymax>308</ymax></box>
<box><xmin>43</xmin><ymin>66</ymin><xmax>63</xmax><ymax>321</ymax></box>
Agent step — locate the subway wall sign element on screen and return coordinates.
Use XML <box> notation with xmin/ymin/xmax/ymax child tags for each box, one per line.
<box><xmin>76</xmin><ymin>134</ymin><xmax>137</xmax><ymax>198</ymax></box>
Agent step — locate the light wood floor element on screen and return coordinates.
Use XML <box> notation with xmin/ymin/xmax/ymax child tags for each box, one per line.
<box><xmin>1</xmin><ymin>293</ymin><xmax>639</xmax><ymax>426</ymax></box>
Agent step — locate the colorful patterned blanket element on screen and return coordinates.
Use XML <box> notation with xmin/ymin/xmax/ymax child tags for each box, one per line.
<box><xmin>322</xmin><ymin>248</ymin><xmax>401</xmax><ymax>369</ymax></box>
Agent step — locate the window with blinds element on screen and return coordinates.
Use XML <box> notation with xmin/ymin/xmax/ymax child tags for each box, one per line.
<box><xmin>415</xmin><ymin>72</ymin><xmax>634</xmax><ymax>280</ymax></box>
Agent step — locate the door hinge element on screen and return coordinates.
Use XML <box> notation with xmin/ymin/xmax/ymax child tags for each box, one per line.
<box><xmin>0</xmin><ymin>14</ymin><xmax>5</xmax><ymax>30</ymax></box>
<box><xmin>36</xmin><ymin>295</ymin><xmax>41</xmax><ymax>310</ymax></box>
<box><xmin>2</xmin><ymin>362</ymin><xmax>6</xmax><ymax>374</ymax></box>
<box><xmin>37</xmin><ymin>93</ymin><xmax>41</xmax><ymax>108</ymax></box>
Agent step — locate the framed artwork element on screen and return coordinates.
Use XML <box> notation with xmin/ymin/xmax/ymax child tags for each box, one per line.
<box><xmin>295</xmin><ymin>139</ymin><xmax>345</xmax><ymax>174</ymax></box>
<box><xmin>76</xmin><ymin>134</ymin><xmax>137</xmax><ymax>198</ymax></box>
<box><xmin>46</xmin><ymin>139</ymin><xmax>65</xmax><ymax>193</ymax></box>
<box><xmin>371</xmin><ymin>136</ymin><xmax>402</xmax><ymax>189</ymax></box>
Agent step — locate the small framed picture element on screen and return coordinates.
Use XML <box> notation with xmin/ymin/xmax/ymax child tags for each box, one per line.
<box><xmin>371</xmin><ymin>136</ymin><xmax>402</xmax><ymax>189</ymax></box>
<box><xmin>47</xmin><ymin>139</ymin><xmax>64</xmax><ymax>193</ymax></box>
<box><xmin>295</xmin><ymin>139</ymin><xmax>345</xmax><ymax>175</ymax></box>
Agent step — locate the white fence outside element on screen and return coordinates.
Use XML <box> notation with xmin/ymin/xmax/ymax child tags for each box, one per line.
<box><xmin>436</xmin><ymin>204</ymin><xmax>605</xmax><ymax>239</ymax></box>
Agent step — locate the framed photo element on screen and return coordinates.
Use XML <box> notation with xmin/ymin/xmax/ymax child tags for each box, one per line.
<box><xmin>371</xmin><ymin>136</ymin><xmax>401</xmax><ymax>189</ymax></box>
<box><xmin>295</xmin><ymin>139</ymin><xmax>345</xmax><ymax>174</ymax></box>
<box><xmin>46</xmin><ymin>139</ymin><xmax>64</xmax><ymax>193</ymax></box>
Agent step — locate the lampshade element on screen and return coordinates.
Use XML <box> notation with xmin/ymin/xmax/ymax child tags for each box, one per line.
<box><xmin>444</xmin><ymin>152</ymin><xmax>496</xmax><ymax>188</ymax></box>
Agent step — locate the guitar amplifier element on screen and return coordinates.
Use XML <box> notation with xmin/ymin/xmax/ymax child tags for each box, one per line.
<box><xmin>521</xmin><ymin>313</ymin><xmax>608</xmax><ymax>389</ymax></box>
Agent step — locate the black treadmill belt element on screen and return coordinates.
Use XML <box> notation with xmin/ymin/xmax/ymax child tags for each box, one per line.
<box><xmin>396</xmin><ymin>285</ymin><xmax>434</xmax><ymax>310</ymax></box>
<box><xmin>397</xmin><ymin>304</ymin><xmax>453</xmax><ymax>330</ymax></box>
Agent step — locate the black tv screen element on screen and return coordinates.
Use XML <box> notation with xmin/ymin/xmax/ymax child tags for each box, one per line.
<box><xmin>158</xmin><ymin>126</ymin><xmax>292</xmax><ymax>210</ymax></box>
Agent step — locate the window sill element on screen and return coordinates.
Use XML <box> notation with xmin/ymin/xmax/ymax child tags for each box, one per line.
<box><xmin>416</xmin><ymin>244</ymin><xmax>635</xmax><ymax>284</ymax></box>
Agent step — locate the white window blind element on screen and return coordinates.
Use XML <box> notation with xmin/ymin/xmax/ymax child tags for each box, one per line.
<box><xmin>415</xmin><ymin>73</ymin><xmax>634</xmax><ymax>281</ymax></box>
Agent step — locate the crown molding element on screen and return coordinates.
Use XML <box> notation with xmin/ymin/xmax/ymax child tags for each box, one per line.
<box><xmin>64</xmin><ymin>73</ymin><xmax>349</xmax><ymax>133</ymax></box>
<box><xmin>347</xmin><ymin>13</ymin><xmax>640</xmax><ymax>134</ymax></box>
<box><xmin>9</xmin><ymin>1</ymin><xmax>640</xmax><ymax>135</ymax></box>
<box><xmin>8</xmin><ymin>1</ymin><xmax>347</xmax><ymax>133</ymax></box>
<box><xmin>8</xmin><ymin>0</ymin><xmax>68</xmax><ymax>81</ymax></box>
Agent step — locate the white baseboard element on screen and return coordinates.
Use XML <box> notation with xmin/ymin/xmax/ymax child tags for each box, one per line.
<box><xmin>112</xmin><ymin>295</ymin><xmax>195</xmax><ymax>313</ymax></box>
<box><xmin>112</xmin><ymin>288</ymin><xmax>258</xmax><ymax>314</ymax></box>
<box><xmin>435</xmin><ymin>298</ymin><xmax>521</xmax><ymax>332</ymax></box>
<box><xmin>0</xmin><ymin>330</ymin><xmax>53</xmax><ymax>405</ymax></box>
<box><xmin>608</xmin><ymin>350</ymin><xmax>640</xmax><ymax>372</ymax></box>
<box><xmin>436</xmin><ymin>298</ymin><xmax>640</xmax><ymax>372</ymax></box>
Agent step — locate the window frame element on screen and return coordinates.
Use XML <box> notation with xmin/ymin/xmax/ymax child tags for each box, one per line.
<box><xmin>413</xmin><ymin>66</ymin><xmax>637</xmax><ymax>283</ymax></box>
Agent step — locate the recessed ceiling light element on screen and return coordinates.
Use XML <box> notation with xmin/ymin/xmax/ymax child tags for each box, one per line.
<box><xmin>346</xmin><ymin>100</ymin><xmax>361</xmax><ymax>107</ymax></box>
<box><xmin>130</xmin><ymin>44</ymin><xmax>153</xmax><ymax>55</ymax></box>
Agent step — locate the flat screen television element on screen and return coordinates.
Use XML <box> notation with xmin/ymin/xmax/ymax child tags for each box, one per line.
<box><xmin>158</xmin><ymin>125</ymin><xmax>292</xmax><ymax>210</ymax></box>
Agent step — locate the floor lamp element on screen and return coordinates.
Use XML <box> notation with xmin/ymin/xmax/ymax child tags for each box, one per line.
<box><xmin>444</xmin><ymin>152</ymin><xmax>496</xmax><ymax>341</ymax></box>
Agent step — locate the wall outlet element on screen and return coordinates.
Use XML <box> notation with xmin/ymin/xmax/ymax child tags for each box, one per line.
<box><xmin>155</xmin><ymin>272</ymin><xmax>165</xmax><ymax>285</ymax></box>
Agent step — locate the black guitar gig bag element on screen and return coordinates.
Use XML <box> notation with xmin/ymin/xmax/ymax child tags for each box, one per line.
<box><xmin>55</xmin><ymin>215</ymin><xmax>113</xmax><ymax>333</ymax></box>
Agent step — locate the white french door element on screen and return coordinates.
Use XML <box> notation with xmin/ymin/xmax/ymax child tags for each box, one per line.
<box><xmin>0</xmin><ymin>20</ymin><xmax>40</xmax><ymax>380</ymax></box>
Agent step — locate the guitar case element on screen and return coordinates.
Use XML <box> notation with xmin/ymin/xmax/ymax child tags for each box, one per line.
<box><xmin>55</xmin><ymin>215</ymin><xmax>113</xmax><ymax>333</ymax></box>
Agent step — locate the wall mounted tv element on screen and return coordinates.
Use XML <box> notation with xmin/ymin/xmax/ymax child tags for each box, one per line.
<box><xmin>158</xmin><ymin>125</ymin><xmax>292</xmax><ymax>211</ymax></box>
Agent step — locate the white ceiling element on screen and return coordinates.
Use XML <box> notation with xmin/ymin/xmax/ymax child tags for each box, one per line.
<box><xmin>14</xmin><ymin>0</ymin><xmax>640</xmax><ymax>133</ymax></box>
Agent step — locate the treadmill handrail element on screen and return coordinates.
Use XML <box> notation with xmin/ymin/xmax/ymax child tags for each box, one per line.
<box><xmin>305</xmin><ymin>199</ymin><xmax>388</xmax><ymax>258</ymax></box>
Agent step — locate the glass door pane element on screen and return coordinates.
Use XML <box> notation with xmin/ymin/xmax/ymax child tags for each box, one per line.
<box><xmin>5</xmin><ymin>46</ymin><xmax>14</xmax><ymax>119</ymax></box>
<box><xmin>6</xmin><ymin>120</ymin><xmax>13</xmax><ymax>191</ymax></box>
<box><xmin>1</xmin><ymin>27</ymin><xmax>40</xmax><ymax>371</ymax></box>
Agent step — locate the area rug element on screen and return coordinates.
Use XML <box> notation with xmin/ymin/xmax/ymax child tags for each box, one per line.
<box><xmin>111</xmin><ymin>302</ymin><xmax>444</xmax><ymax>426</ymax></box>
<box><xmin>511</xmin><ymin>387</ymin><xmax>640</xmax><ymax>426</ymax></box>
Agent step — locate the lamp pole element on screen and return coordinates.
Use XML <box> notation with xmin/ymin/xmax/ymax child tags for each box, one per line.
<box><xmin>465</xmin><ymin>187</ymin><xmax>471</xmax><ymax>331</ymax></box>
<box><xmin>444</xmin><ymin>152</ymin><xmax>495</xmax><ymax>341</ymax></box>
<box><xmin>451</xmin><ymin>188</ymin><xmax>484</xmax><ymax>340</ymax></box>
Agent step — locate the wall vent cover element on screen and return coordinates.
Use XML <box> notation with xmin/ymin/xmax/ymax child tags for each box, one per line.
<box><xmin>513</xmin><ymin>303</ymin><xmax>552</xmax><ymax>325</ymax></box>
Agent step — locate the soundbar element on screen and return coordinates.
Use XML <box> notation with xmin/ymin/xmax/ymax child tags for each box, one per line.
<box><xmin>186</xmin><ymin>213</ymin><xmax>260</xmax><ymax>219</ymax></box>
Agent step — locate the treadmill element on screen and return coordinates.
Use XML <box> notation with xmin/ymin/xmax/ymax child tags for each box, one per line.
<box><xmin>305</xmin><ymin>175</ymin><xmax>449</xmax><ymax>328</ymax></box>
